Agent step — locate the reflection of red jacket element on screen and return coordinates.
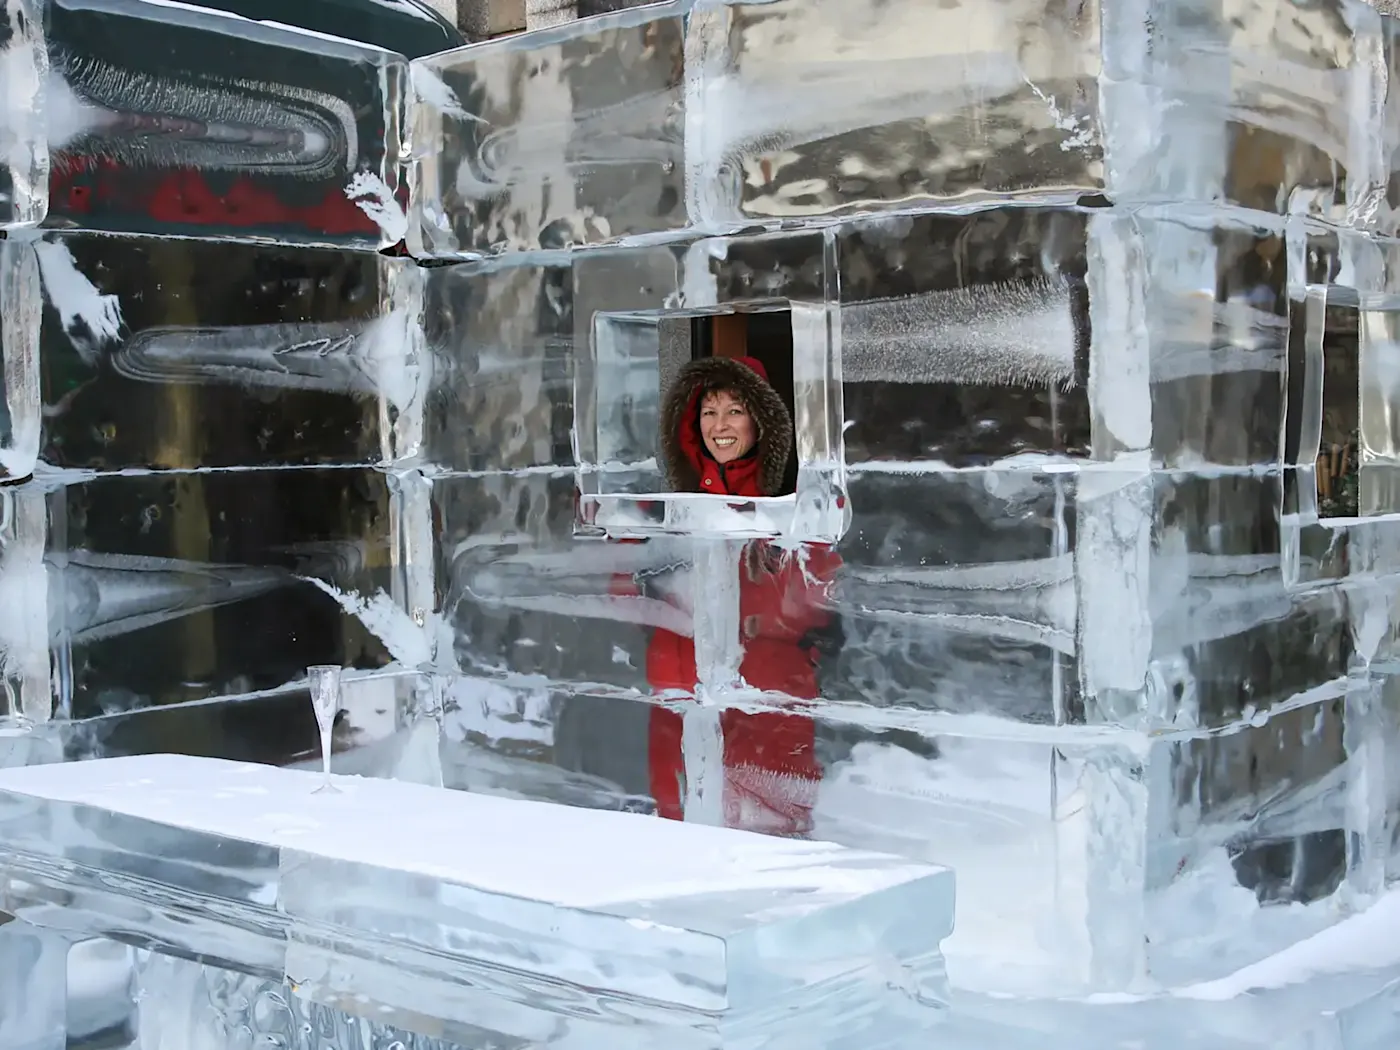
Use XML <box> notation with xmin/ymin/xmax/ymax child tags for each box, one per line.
<box><xmin>644</xmin><ymin>541</ymin><xmax>840</xmax><ymax>697</ymax></box>
<box><xmin>646</xmin><ymin>540</ymin><xmax>837</xmax><ymax>832</ymax></box>
<box><xmin>638</xmin><ymin>355</ymin><xmax>839</xmax><ymax>834</ymax></box>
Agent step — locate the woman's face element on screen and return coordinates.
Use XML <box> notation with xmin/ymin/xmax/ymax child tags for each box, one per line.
<box><xmin>699</xmin><ymin>389</ymin><xmax>757</xmax><ymax>464</ymax></box>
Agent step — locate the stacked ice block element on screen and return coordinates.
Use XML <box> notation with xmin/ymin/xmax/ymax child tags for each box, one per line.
<box><xmin>3</xmin><ymin>0</ymin><xmax>1400</xmax><ymax>1044</ymax></box>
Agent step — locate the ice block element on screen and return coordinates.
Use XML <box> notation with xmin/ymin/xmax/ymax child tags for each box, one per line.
<box><xmin>420</xmin><ymin>254</ymin><xmax>573</xmax><ymax>473</ymax></box>
<box><xmin>0</xmin><ymin>917</ymin><xmax>70</xmax><ymax>1050</ymax></box>
<box><xmin>0</xmin><ymin>483</ymin><xmax>47</xmax><ymax>730</ymax></box>
<box><xmin>0</xmin><ymin>754</ymin><xmax>953</xmax><ymax>1045</ymax></box>
<box><xmin>129</xmin><ymin>952</ymin><xmax>462</xmax><ymax>1050</ymax></box>
<box><xmin>435</xmin><ymin>471</ymin><xmax>677</xmax><ymax>694</ymax></box>
<box><xmin>836</xmin><ymin>208</ymin><xmax>1090</xmax><ymax>468</ymax></box>
<box><xmin>0</xmin><ymin>235</ymin><xmax>41</xmax><ymax>482</ymax></box>
<box><xmin>0</xmin><ymin>0</ymin><xmax>48</xmax><ymax>229</ymax></box>
<box><xmin>1099</xmin><ymin>0</ymin><xmax>1369</xmax><ymax>221</ymax></box>
<box><xmin>685</xmin><ymin>0</ymin><xmax>1102</xmax><ymax>227</ymax></box>
<box><xmin>408</xmin><ymin>3</ymin><xmax>688</xmax><ymax>257</ymax></box>
<box><xmin>36</xmin><ymin>232</ymin><xmax>423</xmax><ymax>470</ymax></box>
<box><xmin>43</xmin><ymin>0</ymin><xmax>409</xmax><ymax>247</ymax></box>
<box><xmin>570</xmin><ymin>233</ymin><xmax>847</xmax><ymax>542</ymax></box>
<box><xmin>42</xmin><ymin>468</ymin><xmax>417</xmax><ymax>719</ymax></box>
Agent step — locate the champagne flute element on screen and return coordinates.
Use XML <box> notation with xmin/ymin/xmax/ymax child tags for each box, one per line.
<box><xmin>306</xmin><ymin>665</ymin><xmax>342</xmax><ymax>794</ymax></box>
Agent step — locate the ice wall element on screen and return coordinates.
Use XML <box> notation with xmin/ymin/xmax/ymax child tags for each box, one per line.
<box><xmin>2</xmin><ymin>0</ymin><xmax>1400</xmax><ymax>1046</ymax></box>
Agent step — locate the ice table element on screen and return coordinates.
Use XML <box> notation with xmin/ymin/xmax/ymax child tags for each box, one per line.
<box><xmin>0</xmin><ymin>755</ymin><xmax>952</xmax><ymax>1049</ymax></box>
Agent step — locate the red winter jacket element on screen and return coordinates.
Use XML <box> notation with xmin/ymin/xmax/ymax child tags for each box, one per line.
<box><xmin>632</xmin><ymin>355</ymin><xmax>839</xmax><ymax>834</ymax></box>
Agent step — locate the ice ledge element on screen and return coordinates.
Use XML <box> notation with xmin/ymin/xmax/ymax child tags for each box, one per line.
<box><xmin>0</xmin><ymin>755</ymin><xmax>953</xmax><ymax>1020</ymax></box>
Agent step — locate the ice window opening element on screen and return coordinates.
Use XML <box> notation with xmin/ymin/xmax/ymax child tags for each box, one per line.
<box><xmin>576</xmin><ymin>301</ymin><xmax>847</xmax><ymax>542</ymax></box>
<box><xmin>1296</xmin><ymin>286</ymin><xmax>1359</xmax><ymax>520</ymax></box>
<box><xmin>1285</xmin><ymin>285</ymin><xmax>1400</xmax><ymax>524</ymax></box>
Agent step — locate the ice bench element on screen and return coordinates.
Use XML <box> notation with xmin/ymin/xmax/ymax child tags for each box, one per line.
<box><xmin>0</xmin><ymin>755</ymin><xmax>953</xmax><ymax>1048</ymax></box>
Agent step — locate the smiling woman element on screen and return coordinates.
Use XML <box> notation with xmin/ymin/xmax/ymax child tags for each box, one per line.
<box><xmin>659</xmin><ymin>355</ymin><xmax>795</xmax><ymax>498</ymax></box>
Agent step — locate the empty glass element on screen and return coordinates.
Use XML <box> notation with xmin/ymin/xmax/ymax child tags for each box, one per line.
<box><xmin>306</xmin><ymin>665</ymin><xmax>343</xmax><ymax>793</ymax></box>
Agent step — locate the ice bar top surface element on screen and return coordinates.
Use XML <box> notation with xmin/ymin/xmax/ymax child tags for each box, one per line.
<box><xmin>0</xmin><ymin>754</ymin><xmax>952</xmax><ymax>918</ymax></box>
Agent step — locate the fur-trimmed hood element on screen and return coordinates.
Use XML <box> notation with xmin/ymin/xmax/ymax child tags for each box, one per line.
<box><xmin>660</xmin><ymin>355</ymin><xmax>794</xmax><ymax>496</ymax></box>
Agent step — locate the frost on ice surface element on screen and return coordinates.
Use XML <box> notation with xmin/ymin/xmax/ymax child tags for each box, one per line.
<box><xmin>33</xmin><ymin>238</ymin><xmax>124</xmax><ymax>362</ymax></box>
<box><xmin>839</xmin><ymin>278</ymin><xmax>1078</xmax><ymax>390</ymax></box>
<box><xmin>836</xmin><ymin>208</ymin><xmax>1090</xmax><ymax>466</ymax></box>
<box><xmin>345</xmin><ymin>171</ymin><xmax>408</xmax><ymax>244</ymax></box>
<box><xmin>301</xmin><ymin>578</ymin><xmax>433</xmax><ymax>668</ymax></box>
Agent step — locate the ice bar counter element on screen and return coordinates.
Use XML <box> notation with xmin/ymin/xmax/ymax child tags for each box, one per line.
<box><xmin>0</xmin><ymin>755</ymin><xmax>953</xmax><ymax>1048</ymax></box>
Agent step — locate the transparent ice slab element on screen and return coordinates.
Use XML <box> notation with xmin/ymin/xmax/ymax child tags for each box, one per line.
<box><xmin>686</xmin><ymin>0</ymin><xmax>1102</xmax><ymax>228</ymax></box>
<box><xmin>0</xmin><ymin>234</ymin><xmax>41</xmax><ymax>482</ymax></box>
<box><xmin>42</xmin><ymin>0</ymin><xmax>409</xmax><ymax>247</ymax></box>
<box><xmin>37</xmin><ymin>232</ymin><xmax>423</xmax><ymax>471</ymax></box>
<box><xmin>435</xmin><ymin>471</ymin><xmax>677</xmax><ymax>694</ymax></box>
<box><xmin>1272</xmin><ymin>217</ymin><xmax>1400</xmax><ymax>587</ymax></box>
<box><xmin>408</xmin><ymin>3</ymin><xmax>687</xmax><ymax>258</ymax></box>
<box><xmin>1076</xmin><ymin>468</ymin><xmax>1354</xmax><ymax>731</ymax></box>
<box><xmin>435</xmin><ymin>467</ymin><xmax>841</xmax><ymax>703</ymax></box>
<box><xmin>0</xmin><ymin>914</ymin><xmax>69</xmax><ymax>1050</ymax></box>
<box><xmin>831</xmin><ymin>468</ymin><xmax>1078</xmax><ymax>724</ymax></box>
<box><xmin>125</xmin><ymin>947</ymin><xmax>948</xmax><ymax>1050</ymax></box>
<box><xmin>837</xmin><ymin>208</ymin><xmax>1090</xmax><ymax>467</ymax></box>
<box><xmin>0</xmin><ymin>0</ymin><xmax>49</xmax><ymax>229</ymax></box>
<box><xmin>0</xmin><ymin>754</ymin><xmax>954</xmax><ymax>1045</ymax></box>
<box><xmin>1129</xmin><ymin>211</ymin><xmax>1289</xmax><ymax>470</ymax></box>
<box><xmin>439</xmin><ymin>676</ymin><xmax>824</xmax><ymax>833</ymax></box>
<box><xmin>420</xmin><ymin>254</ymin><xmax>573</xmax><ymax>473</ymax></box>
<box><xmin>0</xmin><ymin>482</ymin><xmax>47</xmax><ymax>729</ymax></box>
<box><xmin>1100</xmin><ymin>0</ymin><xmax>1374</xmax><ymax>222</ymax></box>
<box><xmin>35</xmin><ymin>467</ymin><xmax>421</xmax><ymax>719</ymax></box>
<box><xmin>1282</xmin><ymin>275</ymin><xmax>1400</xmax><ymax>527</ymax></box>
<box><xmin>439</xmin><ymin>677</ymin><xmax>659</xmax><ymax>813</ymax></box>
<box><xmin>407</xmin><ymin>0</ymin><xmax>1104</xmax><ymax>256</ymax></box>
